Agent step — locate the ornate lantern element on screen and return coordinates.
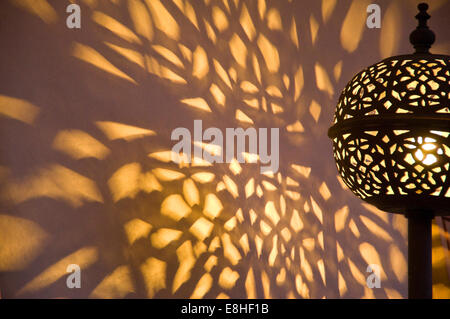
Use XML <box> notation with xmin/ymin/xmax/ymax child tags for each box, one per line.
<box><xmin>328</xmin><ymin>3</ymin><xmax>449</xmax><ymax>298</ymax></box>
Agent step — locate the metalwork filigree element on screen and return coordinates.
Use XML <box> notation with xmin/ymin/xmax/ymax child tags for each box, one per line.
<box><xmin>329</xmin><ymin>55</ymin><xmax>450</xmax><ymax>215</ymax></box>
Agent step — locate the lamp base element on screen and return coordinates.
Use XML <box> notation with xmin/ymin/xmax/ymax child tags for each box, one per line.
<box><xmin>407</xmin><ymin>212</ymin><xmax>433</xmax><ymax>299</ymax></box>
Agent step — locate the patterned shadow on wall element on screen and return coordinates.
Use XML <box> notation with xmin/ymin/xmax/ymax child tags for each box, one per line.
<box><xmin>1</xmin><ymin>0</ymin><xmax>448</xmax><ymax>299</ymax></box>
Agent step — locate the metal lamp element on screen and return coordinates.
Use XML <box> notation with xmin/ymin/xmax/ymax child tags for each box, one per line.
<box><xmin>328</xmin><ymin>3</ymin><xmax>450</xmax><ymax>299</ymax></box>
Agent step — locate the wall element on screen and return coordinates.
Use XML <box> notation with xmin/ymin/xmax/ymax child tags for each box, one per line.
<box><xmin>0</xmin><ymin>0</ymin><xmax>449</xmax><ymax>298</ymax></box>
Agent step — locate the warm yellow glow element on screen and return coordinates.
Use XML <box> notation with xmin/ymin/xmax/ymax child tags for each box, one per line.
<box><xmin>191</xmin><ymin>273</ymin><xmax>213</xmax><ymax>298</ymax></box>
<box><xmin>276</xmin><ymin>268</ymin><xmax>286</xmax><ymax>285</ymax></box>
<box><xmin>245</xmin><ymin>268</ymin><xmax>256</xmax><ymax>298</ymax></box>
<box><xmin>295</xmin><ymin>274</ymin><xmax>310</xmax><ymax>298</ymax></box>
<box><xmin>178</xmin><ymin>44</ymin><xmax>192</xmax><ymax>62</ymax></box>
<box><xmin>152</xmin><ymin>45</ymin><xmax>184</xmax><ymax>68</ymax></box>
<box><xmin>349</xmin><ymin>219</ymin><xmax>360</xmax><ymax>238</ymax></box>
<box><xmin>261</xmin><ymin>270</ymin><xmax>272</xmax><ymax>298</ymax></box>
<box><xmin>212</xmin><ymin>6</ymin><xmax>228</xmax><ymax>32</ymax></box>
<box><xmin>286</xmin><ymin>120</ymin><xmax>304</xmax><ymax>133</ymax></box>
<box><xmin>359</xmin><ymin>242</ymin><xmax>387</xmax><ymax>280</ymax></box>
<box><xmin>240</xmin><ymin>4</ymin><xmax>256</xmax><ymax>40</ymax></box>
<box><xmin>309</xmin><ymin>14</ymin><xmax>319</xmax><ymax>45</ymax></box>
<box><xmin>291</xmin><ymin>164</ymin><xmax>311</xmax><ymax>178</ymax></box>
<box><xmin>321</xmin><ymin>0</ymin><xmax>337</xmax><ymax>23</ymax></box>
<box><xmin>379</xmin><ymin>2</ymin><xmax>401</xmax><ymax>58</ymax></box>
<box><xmin>192</xmin><ymin>46</ymin><xmax>209</xmax><ymax>79</ymax></box>
<box><xmin>219</xmin><ymin>267</ymin><xmax>239</xmax><ymax>289</ymax></box>
<box><xmin>145</xmin><ymin>0</ymin><xmax>179</xmax><ymax>40</ymax></box>
<box><xmin>221</xmin><ymin>233</ymin><xmax>241</xmax><ymax>265</ymax></box>
<box><xmin>266</xmin><ymin>85</ymin><xmax>282</xmax><ymax>98</ymax></box>
<box><xmin>336</xmin><ymin>242</ymin><xmax>345</xmax><ymax>262</ymax></box>
<box><xmin>229</xmin><ymin>34</ymin><xmax>247</xmax><ymax>68</ymax></box>
<box><xmin>302</xmin><ymin>238</ymin><xmax>315</xmax><ymax>251</ymax></box>
<box><xmin>300</xmin><ymin>247</ymin><xmax>314</xmax><ymax>282</ymax></box>
<box><xmin>252</xmin><ymin>54</ymin><xmax>262</xmax><ymax>84</ymax></box>
<box><xmin>290</xmin><ymin>209</ymin><xmax>303</xmax><ymax>232</ymax></box>
<box><xmin>204</xmin><ymin>255</ymin><xmax>218</xmax><ymax>272</ymax></box>
<box><xmin>290</xmin><ymin>19</ymin><xmax>299</xmax><ymax>48</ymax></box>
<box><xmin>90</xmin><ymin>265</ymin><xmax>134</xmax><ymax>298</ymax></box>
<box><xmin>204</xmin><ymin>20</ymin><xmax>217</xmax><ymax>43</ymax></box>
<box><xmin>241</xmin><ymin>81</ymin><xmax>258</xmax><ymax>95</ymax></box>
<box><xmin>140</xmin><ymin>257</ymin><xmax>166</xmax><ymax>298</ymax></box>
<box><xmin>108</xmin><ymin>163</ymin><xmax>141</xmax><ymax>202</ymax></box>
<box><xmin>319</xmin><ymin>182</ymin><xmax>331</xmax><ymax>200</ymax></box>
<box><xmin>18</xmin><ymin>247</ymin><xmax>98</xmax><ymax>295</ymax></box>
<box><xmin>148</xmin><ymin>150</ymin><xmax>177</xmax><ymax>163</ymax></box>
<box><xmin>124</xmin><ymin>218</ymin><xmax>152</xmax><ymax>245</ymax></box>
<box><xmin>262</xmin><ymin>180</ymin><xmax>277</xmax><ymax>191</ymax></box>
<box><xmin>310</xmin><ymin>196</ymin><xmax>323</xmax><ymax>224</ymax></box>
<box><xmin>340</xmin><ymin>0</ymin><xmax>369</xmax><ymax>53</ymax></box>
<box><xmin>294</xmin><ymin>66</ymin><xmax>304</xmax><ymax>101</ymax></box>
<box><xmin>11</xmin><ymin>0</ymin><xmax>57</xmax><ymax>24</ymax></box>
<box><xmin>105</xmin><ymin>42</ymin><xmax>145</xmax><ymax>68</ymax></box>
<box><xmin>184</xmin><ymin>1</ymin><xmax>199</xmax><ymax>29</ymax></box>
<box><xmin>52</xmin><ymin>129</ymin><xmax>110</xmax><ymax>160</ymax></box>
<box><xmin>334</xmin><ymin>205</ymin><xmax>349</xmax><ymax>232</ymax></box>
<box><xmin>334</xmin><ymin>60</ymin><xmax>343</xmax><ymax>81</ymax></box>
<box><xmin>239</xmin><ymin>233</ymin><xmax>250</xmax><ymax>255</ymax></box>
<box><xmin>423</xmin><ymin>154</ymin><xmax>438</xmax><ymax>165</ymax></box>
<box><xmin>348</xmin><ymin>258</ymin><xmax>367</xmax><ymax>285</ymax></box>
<box><xmin>161</xmin><ymin>194</ymin><xmax>191</xmax><ymax>221</ymax></box>
<box><xmin>191</xmin><ymin>172</ymin><xmax>215</xmax><ymax>184</ymax></box>
<box><xmin>183</xmin><ymin>178</ymin><xmax>200</xmax><ymax>206</ymax></box>
<box><xmin>258</xmin><ymin>0</ymin><xmax>266</xmax><ymax>19</ymax></box>
<box><xmin>214</xmin><ymin>59</ymin><xmax>232</xmax><ymax>88</ymax></box>
<box><xmin>210</xmin><ymin>84</ymin><xmax>226</xmax><ymax>106</ymax></box>
<box><xmin>360</xmin><ymin>215</ymin><xmax>393</xmax><ymax>242</ymax></box>
<box><xmin>96</xmin><ymin>121</ymin><xmax>155</xmax><ymax>141</ymax></box>
<box><xmin>268</xmin><ymin>235</ymin><xmax>278</xmax><ymax>266</ymax></box>
<box><xmin>128</xmin><ymin>0</ymin><xmax>153</xmax><ymax>40</ymax></box>
<box><xmin>235</xmin><ymin>109</ymin><xmax>254</xmax><ymax>124</ymax></box>
<box><xmin>314</xmin><ymin>63</ymin><xmax>334</xmax><ymax>97</ymax></box>
<box><xmin>0</xmin><ymin>95</ymin><xmax>40</xmax><ymax>124</ymax></box>
<box><xmin>6</xmin><ymin>164</ymin><xmax>103</xmax><ymax>207</ymax></box>
<box><xmin>223</xmin><ymin>175</ymin><xmax>239</xmax><ymax>198</ymax></box>
<box><xmin>0</xmin><ymin>215</ymin><xmax>48</xmax><ymax>271</ymax></box>
<box><xmin>181</xmin><ymin>97</ymin><xmax>212</xmax><ymax>112</ymax></box>
<box><xmin>317</xmin><ymin>259</ymin><xmax>326</xmax><ymax>285</ymax></box>
<box><xmin>172</xmin><ymin>241</ymin><xmax>195</xmax><ymax>293</ymax></box>
<box><xmin>338</xmin><ymin>271</ymin><xmax>348</xmax><ymax>296</ymax></box>
<box><xmin>92</xmin><ymin>11</ymin><xmax>141</xmax><ymax>44</ymax></box>
<box><xmin>265</xmin><ymin>201</ymin><xmax>280</xmax><ymax>225</ymax></box>
<box><xmin>152</xmin><ymin>168</ymin><xmax>185</xmax><ymax>181</ymax></box>
<box><xmin>190</xmin><ymin>217</ymin><xmax>214</xmax><ymax>241</ymax></box>
<box><xmin>203</xmin><ymin>193</ymin><xmax>223</xmax><ymax>219</ymax></box>
<box><xmin>151</xmin><ymin>228</ymin><xmax>182</xmax><ymax>249</ymax></box>
<box><xmin>257</xmin><ymin>34</ymin><xmax>280</xmax><ymax>73</ymax></box>
<box><xmin>160</xmin><ymin>65</ymin><xmax>186</xmax><ymax>83</ymax></box>
<box><xmin>267</xmin><ymin>9</ymin><xmax>282</xmax><ymax>30</ymax></box>
<box><xmin>389</xmin><ymin>244</ymin><xmax>407</xmax><ymax>283</ymax></box>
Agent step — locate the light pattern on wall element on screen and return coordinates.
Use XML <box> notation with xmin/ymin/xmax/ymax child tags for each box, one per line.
<box><xmin>1</xmin><ymin>0</ymin><xmax>448</xmax><ymax>299</ymax></box>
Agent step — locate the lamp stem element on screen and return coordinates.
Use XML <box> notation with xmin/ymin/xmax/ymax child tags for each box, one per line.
<box><xmin>407</xmin><ymin>212</ymin><xmax>433</xmax><ymax>299</ymax></box>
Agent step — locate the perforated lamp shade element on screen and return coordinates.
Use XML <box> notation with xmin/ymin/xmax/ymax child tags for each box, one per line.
<box><xmin>328</xmin><ymin>54</ymin><xmax>450</xmax><ymax>215</ymax></box>
<box><xmin>328</xmin><ymin>3</ymin><xmax>449</xmax><ymax>298</ymax></box>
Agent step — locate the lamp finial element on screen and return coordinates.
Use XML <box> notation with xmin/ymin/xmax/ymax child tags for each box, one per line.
<box><xmin>409</xmin><ymin>3</ymin><xmax>435</xmax><ymax>54</ymax></box>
